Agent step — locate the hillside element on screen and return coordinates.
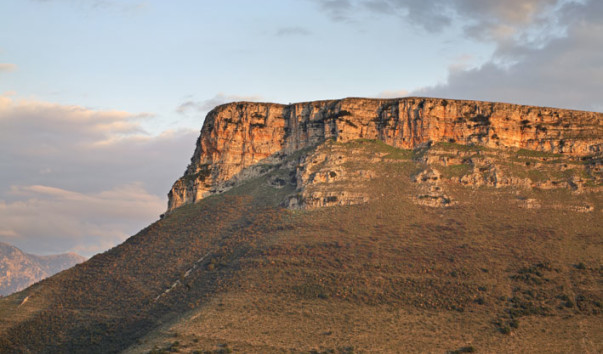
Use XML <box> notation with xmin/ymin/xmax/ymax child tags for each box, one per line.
<box><xmin>0</xmin><ymin>97</ymin><xmax>601</xmax><ymax>353</ymax></box>
<box><xmin>0</xmin><ymin>242</ymin><xmax>85</xmax><ymax>297</ymax></box>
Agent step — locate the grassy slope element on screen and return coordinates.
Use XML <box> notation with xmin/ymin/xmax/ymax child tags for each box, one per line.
<box><xmin>127</xmin><ymin>142</ymin><xmax>602</xmax><ymax>353</ymax></box>
<box><xmin>0</xmin><ymin>140</ymin><xmax>601</xmax><ymax>353</ymax></box>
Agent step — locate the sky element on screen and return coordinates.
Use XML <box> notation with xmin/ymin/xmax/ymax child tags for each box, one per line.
<box><xmin>0</xmin><ymin>0</ymin><xmax>601</xmax><ymax>257</ymax></box>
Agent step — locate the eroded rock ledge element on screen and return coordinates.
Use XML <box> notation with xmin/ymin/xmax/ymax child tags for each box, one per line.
<box><xmin>168</xmin><ymin>97</ymin><xmax>602</xmax><ymax>212</ymax></box>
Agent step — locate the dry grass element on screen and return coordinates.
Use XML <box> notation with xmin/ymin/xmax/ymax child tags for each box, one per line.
<box><xmin>0</xmin><ymin>140</ymin><xmax>601</xmax><ymax>353</ymax></box>
<box><xmin>127</xmin><ymin>292</ymin><xmax>600</xmax><ymax>353</ymax></box>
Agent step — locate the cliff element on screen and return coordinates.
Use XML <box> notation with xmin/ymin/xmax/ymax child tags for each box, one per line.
<box><xmin>168</xmin><ymin>97</ymin><xmax>602</xmax><ymax>212</ymax></box>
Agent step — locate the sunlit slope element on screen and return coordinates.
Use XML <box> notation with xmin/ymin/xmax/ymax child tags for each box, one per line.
<box><xmin>0</xmin><ymin>140</ymin><xmax>600</xmax><ymax>353</ymax></box>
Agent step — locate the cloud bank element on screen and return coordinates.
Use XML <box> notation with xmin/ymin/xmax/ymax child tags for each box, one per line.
<box><xmin>0</xmin><ymin>94</ymin><xmax>197</xmax><ymax>256</ymax></box>
<box><xmin>416</xmin><ymin>0</ymin><xmax>603</xmax><ymax>111</ymax></box>
<box><xmin>315</xmin><ymin>0</ymin><xmax>602</xmax><ymax>111</ymax></box>
<box><xmin>318</xmin><ymin>0</ymin><xmax>561</xmax><ymax>39</ymax></box>
<box><xmin>1</xmin><ymin>183</ymin><xmax>163</xmax><ymax>256</ymax></box>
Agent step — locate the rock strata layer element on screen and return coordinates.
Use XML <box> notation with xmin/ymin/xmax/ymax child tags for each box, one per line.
<box><xmin>168</xmin><ymin>97</ymin><xmax>602</xmax><ymax>212</ymax></box>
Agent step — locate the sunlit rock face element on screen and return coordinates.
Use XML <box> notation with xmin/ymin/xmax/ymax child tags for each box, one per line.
<box><xmin>167</xmin><ymin>97</ymin><xmax>602</xmax><ymax>212</ymax></box>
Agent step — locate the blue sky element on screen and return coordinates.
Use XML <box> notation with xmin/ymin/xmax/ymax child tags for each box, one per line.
<box><xmin>1</xmin><ymin>0</ymin><xmax>490</xmax><ymax>133</ymax></box>
<box><xmin>0</xmin><ymin>0</ymin><xmax>601</xmax><ymax>256</ymax></box>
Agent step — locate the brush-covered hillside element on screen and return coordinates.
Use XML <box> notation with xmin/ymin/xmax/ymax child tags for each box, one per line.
<box><xmin>0</xmin><ymin>98</ymin><xmax>601</xmax><ymax>353</ymax></box>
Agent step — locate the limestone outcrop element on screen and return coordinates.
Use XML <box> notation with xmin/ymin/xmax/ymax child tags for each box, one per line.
<box><xmin>168</xmin><ymin>97</ymin><xmax>602</xmax><ymax>212</ymax></box>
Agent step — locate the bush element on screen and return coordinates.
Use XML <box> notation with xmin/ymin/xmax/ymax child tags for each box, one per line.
<box><xmin>448</xmin><ymin>346</ymin><xmax>476</xmax><ymax>353</ymax></box>
<box><xmin>509</xmin><ymin>319</ymin><xmax>519</xmax><ymax>329</ymax></box>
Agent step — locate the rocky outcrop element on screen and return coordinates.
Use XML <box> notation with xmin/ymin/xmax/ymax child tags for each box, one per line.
<box><xmin>284</xmin><ymin>142</ymin><xmax>376</xmax><ymax>209</ymax></box>
<box><xmin>0</xmin><ymin>242</ymin><xmax>85</xmax><ymax>296</ymax></box>
<box><xmin>413</xmin><ymin>168</ymin><xmax>456</xmax><ymax>207</ymax></box>
<box><xmin>168</xmin><ymin>97</ymin><xmax>602</xmax><ymax>211</ymax></box>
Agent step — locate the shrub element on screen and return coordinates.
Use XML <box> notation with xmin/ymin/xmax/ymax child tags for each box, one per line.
<box><xmin>509</xmin><ymin>319</ymin><xmax>519</xmax><ymax>329</ymax></box>
<box><xmin>448</xmin><ymin>346</ymin><xmax>476</xmax><ymax>353</ymax></box>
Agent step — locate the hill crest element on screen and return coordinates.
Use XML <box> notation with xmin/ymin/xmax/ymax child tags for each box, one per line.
<box><xmin>168</xmin><ymin>97</ymin><xmax>602</xmax><ymax>211</ymax></box>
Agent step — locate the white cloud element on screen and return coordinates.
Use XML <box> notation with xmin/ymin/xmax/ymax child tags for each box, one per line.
<box><xmin>415</xmin><ymin>0</ymin><xmax>603</xmax><ymax>111</ymax></box>
<box><xmin>322</xmin><ymin>0</ymin><xmax>565</xmax><ymax>41</ymax></box>
<box><xmin>0</xmin><ymin>183</ymin><xmax>164</xmax><ymax>256</ymax></box>
<box><xmin>0</xmin><ymin>63</ymin><xmax>17</xmax><ymax>72</ymax></box>
<box><xmin>0</xmin><ymin>94</ymin><xmax>198</xmax><ymax>256</ymax></box>
<box><xmin>176</xmin><ymin>93</ymin><xmax>263</xmax><ymax>115</ymax></box>
<box><xmin>0</xmin><ymin>95</ymin><xmax>146</xmax><ymax>145</ymax></box>
<box><xmin>315</xmin><ymin>0</ymin><xmax>601</xmax><ymax>111</ymax></box>
<box><xmin>0</xmin><ymin>230</ymin><xmax>18</xmax><ymax>238</ymax></box>
<box><xmin>375</xmin><ymin>89</ymin><xmax>409</xmax><ymax>98</ymax></box>
<box><xmin>0</xmin><ymin>94</ymin><xmax>195</xmax><ymax>192</ymax></box>
<box><xmin>314</xmin><ymin>0</ymin><xmax>353</xmax><ymax>22</ymax></box>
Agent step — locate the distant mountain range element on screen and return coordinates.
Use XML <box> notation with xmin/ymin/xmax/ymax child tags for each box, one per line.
<box><xmin>0</xmin><ymin>242</ymin><xmax>85</xmax><ymax>296</ymax></box>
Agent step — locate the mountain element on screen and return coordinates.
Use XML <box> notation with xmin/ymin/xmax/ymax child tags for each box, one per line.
<box><xmin>168</xmin><ymin>97</ymin><xmax>600</xmax><ymax>211</ymax></box>
<box><xmin>0</xmin><ymin>242</ymin><xmax>85</xmax><ymax>296</ymax></box>
<box><xmin>0</xmin><ymin>97</ymin><xmax>601</xmax><ymax>353</ymax></box>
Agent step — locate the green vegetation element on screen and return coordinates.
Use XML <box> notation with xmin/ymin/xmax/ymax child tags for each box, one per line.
<box><xmin>433</xmin><ymin>141</ymin><xmax>489</xmax><ymax>152</ymax></box>
<box><xmin>515</xmin><ymin>148</ymin><xmax>563</xmax><ymax>159</ymax></box>
<box><xmin>439</xmin><ymin>164</ymin><xmax>473</xmax><ymax>178</ymax></box>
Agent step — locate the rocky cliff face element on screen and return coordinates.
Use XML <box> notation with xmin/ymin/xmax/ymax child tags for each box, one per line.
<box><xmin>168</xmin><ymin>97</ymin><xmax>602</xmax><ymax>212</ymax></box>
<box><xmin>0</xmin><ymin>242</ymin><xmax>85</xmax><ymax>296</ymax></box>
